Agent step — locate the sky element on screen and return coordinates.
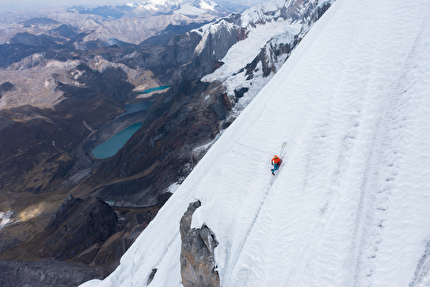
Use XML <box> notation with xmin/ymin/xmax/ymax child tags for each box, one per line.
<box><xmin>0</xmin><ymin>0</ymin><xmax>135</xmax><ymax>12</ymax></box>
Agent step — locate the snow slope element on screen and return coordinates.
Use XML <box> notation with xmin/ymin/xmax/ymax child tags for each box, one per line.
<box><xmin>82</xmin><ymin>0</ymin><xmax>430</xmax><ymax>286</ymax></box>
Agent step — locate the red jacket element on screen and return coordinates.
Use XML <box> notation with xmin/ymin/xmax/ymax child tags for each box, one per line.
<box><xmin>271</xmin><ymin>156</ymin><xmax>280</xmax><ymax>165</ymax></box>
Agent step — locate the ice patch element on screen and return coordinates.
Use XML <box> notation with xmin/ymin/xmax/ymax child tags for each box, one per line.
<box><xmin>167</xmin><ymin>183</ymin><xmax>181</xmax><ymax>194</ymax></box>
<box><xmin>0</xmin><ymin>211</ymin><xmax>14</xmax><ymax>231</ymax></box>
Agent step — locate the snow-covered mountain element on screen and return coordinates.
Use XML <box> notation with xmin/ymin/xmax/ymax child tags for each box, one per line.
<box><xmin>195</xmin><ymin>0</ymin><xmax>332</xmax><ymax>118</ymax></box>
<box><xmin>127</xmin><ymin>0</ymin><xmax>219</xmax><ymax>15</ymax></box>
<box><xmin>81</xmin><ymin>0</ymin><xmax>430</xmax><ymax>285</ymax></box>
<box><xmin>78</xmin><ymin>0</ymin><xmax>231</xmax><ymax>43</ymax></box>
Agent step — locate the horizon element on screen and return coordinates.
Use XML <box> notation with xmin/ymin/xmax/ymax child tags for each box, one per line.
<box><xmin>0</xmin><ymin>0</ymin><xmax>137</xmax><ymax>13</ymax></box>
<box><xmin>0</xmin><ymin>0</ymin><xmax>261</xmax><ymax>13</ymax></box>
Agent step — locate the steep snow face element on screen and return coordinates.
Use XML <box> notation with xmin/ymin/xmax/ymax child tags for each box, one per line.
<box><xmin>81</xmin><ymin>0</ymin><xmax>430</xmax><ymax>286</ymax></box>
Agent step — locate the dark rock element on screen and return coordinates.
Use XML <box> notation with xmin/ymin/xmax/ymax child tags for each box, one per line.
<box><xmin>0</xmin><ymin>259</ymin><xmax>103</xmax><ymax>287</ymax></box>
<box><xmin>39</xmin><ymin>195</ymin><xmax>118</xmax><ymax>261</ymax></box>
<box><xmin>156</xmin><ymin>192</ymin><xmax>173</xmax><ymax>208</ymax></box>
<box><xmin>180</xmin><ymin>201</ymin><xmax>220</xmax><ymax>287</ymax></box>
<box><xmin>0</xmin><ymin>82</ymin><xmax>14</xmax><ymax>98</ymax></box>
<box><xmin>123</xmin><ymin>31</ymin><xmax>202</xmax><ymax>85</ymax></box>
<box><xmin>9</xmin><ymin>32</ymin><xmax>58</xmax><ymax>47</ymax></box>
<box><xmin>0</xmin><ymin>82</ymin><xmax>14</xmax><ymax>92</ymax></box>
<box><xmin>181</xmin><ymin>20</ymin><xmax>238</xmax><ymax>80</ymax></box>
<box><xmin>234</xmin><ymin>87</ymin><xmax>249</xmax><ymax>99</ymax></box>
<box><xmin>46</xmin><ymin>194</ymin><xmax>82</xmax><ymax>230</ymax></box>
<box><xmin>147</xmin><ymin>268</ymin><xmax>157</xmax><ymax>286</ymax></box>
<box><xmin>0</xmin><ymin>43</ymin><xmax>46</xmax><ymax>68</ymax></box>
<box><xmin>22</xmin><ymin>17</ymin><xmax>60</xmax><ymax>26</ymax></box>
<box><xmin>221</xmin><ymin>116</ymin><xmax>236</xmax><ymax>129</ymax></box>
<box><xmin>136</xmin><ymin>210</ymin><xmax>152</xmax><ymax>225</ymax></box>
<box><xmin>63</xmin><ymin>64</ymin><xmax>135</xmax><ymax>103</ymax></box>
<box><xmin>140</xmin><ymin>22</ymin><xmax>210</xmax><ymax>47</ymax></box>
<box><xmin>92</xmin><ymin>236</ymin><xmax>133</xmax><ymax>266</ymax></box>
<box><xmin>48</xmin><ymin>24</ymin><xmax>80</xmax><ymax>39</ymax></box>
<box><xmin>214</xmin><ymin>60</ymin><xmax>224</xmax><ymax>71</ymax></box>
<box><xmin>209</xmin><ymin>93</ymin><xmax>230</xmax><ymax>120</ymax></box>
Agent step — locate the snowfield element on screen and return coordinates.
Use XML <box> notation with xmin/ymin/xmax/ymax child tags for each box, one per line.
<box><xmin>81</xmin><ymin>0</ymin><xmax>430</xmax><ymax>286</ymax></box>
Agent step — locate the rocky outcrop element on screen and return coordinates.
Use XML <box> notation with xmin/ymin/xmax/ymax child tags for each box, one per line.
<box><xmin>0</xmin><ymin>195</ymin><xmax>117</xmax><ymax>286</ymax></box>
<box><xmin>180</xmin><ymin>201</ymin><xmax>220</xmax><ymax>287</ymax></box>
<box><xmin>0</xmin><ymin>192</ymin><xmax>172</xmax><ymax>285</ymax></box>
<box><xmin>183</xmin><ymin>19</ymin><xmax>239</xmax><ymax>80</ymax></box>
<box><xmin>39</xmin><ymin>195</ymin><xmax>119</xmax><ymax>261</ymax></box>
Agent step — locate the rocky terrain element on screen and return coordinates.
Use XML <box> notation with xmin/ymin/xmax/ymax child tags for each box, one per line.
<box><xmin>0</xmin><ymin>260</ymin><xmax>104</xmax><ymax>287</ymax></box>
<box><xmin>0</xmin><ymin>0</ymin><xmax>334</xmax><ymax>285</ymax></box>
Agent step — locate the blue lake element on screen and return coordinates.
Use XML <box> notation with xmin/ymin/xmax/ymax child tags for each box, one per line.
<box><xmin>92</xmin><ymin>122</ymin><xmax>143</xmax><ymax>159</ymax></box>
<box><xmin>140</xmin><ymin>86</ymin><xmax>170</xmax><ymax>94</ymax></box>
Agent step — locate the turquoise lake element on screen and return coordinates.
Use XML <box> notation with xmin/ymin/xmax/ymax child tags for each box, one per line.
<box><xmin>92</xmin><ymin>122</ymin><xmax>143</xmax><ymax>159</ymax></box>
<box><xmin>140</xmin><ymin>86</ymin><xmax>170</xmax><ymax>94</ymax></box>
<box><xmin>91</xmin><ymin>91</ymin><xmax>167</xmax><ymax>159</ymax></box>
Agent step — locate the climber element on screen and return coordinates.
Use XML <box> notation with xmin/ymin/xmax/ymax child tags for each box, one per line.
<box><xmin>271</xmin><ymin>155</ymin><xmax>282</xmax><ymax>175</ymax></box>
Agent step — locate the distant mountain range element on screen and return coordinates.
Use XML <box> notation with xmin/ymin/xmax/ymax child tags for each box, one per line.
<box><xmin>0</xmin><ymin>0</ymin><xmax>248</xmax><ymax>45</ymax></box>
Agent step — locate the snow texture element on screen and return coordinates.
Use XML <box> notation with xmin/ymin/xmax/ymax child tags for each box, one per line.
<box><xmin>81</xmin><ymin>0</ymin><xmax>430</xmax><ymax>286</ymax></box>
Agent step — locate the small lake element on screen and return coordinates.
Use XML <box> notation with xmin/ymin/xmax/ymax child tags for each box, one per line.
<box><xmin>92</xmin><ymin>122</ymin><xmax>143</xmax><ymax>159</ymax></box>
<box><xmin>119</xmin><ymin>101</ymin><xmax>153</xmax><ymax>117</ymax></box>
<box><xmin>140</xmin><ymin>86</ymin><xmax>170</xmax><ymax>94</ymax></box>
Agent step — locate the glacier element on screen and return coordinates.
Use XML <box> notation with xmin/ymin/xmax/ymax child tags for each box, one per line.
<box><xmin>81</xmin><ymin>0</ymin><xmax>430</xmax><ymax>286</ymax></box>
